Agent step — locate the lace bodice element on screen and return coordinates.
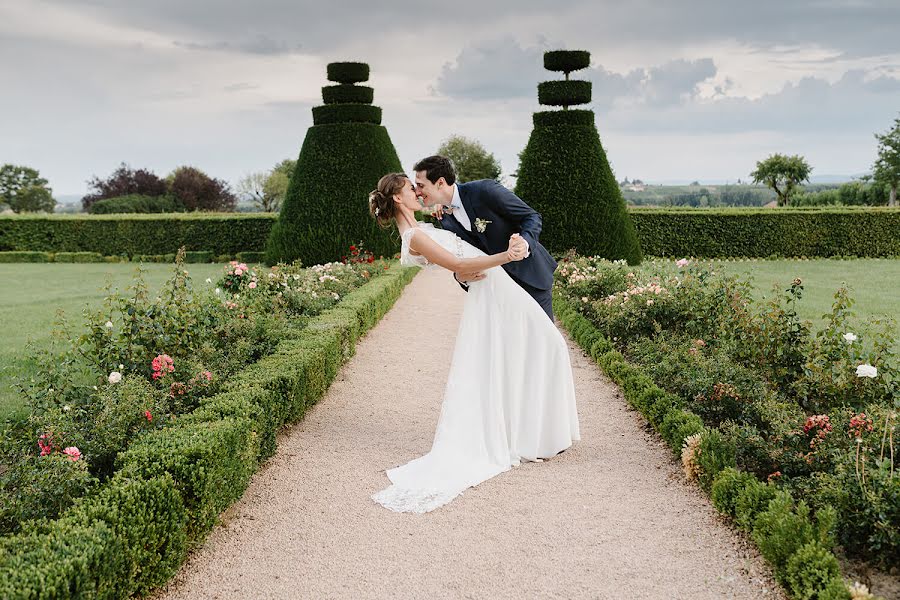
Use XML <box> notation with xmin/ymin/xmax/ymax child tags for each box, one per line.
<box><xmin>400</xmin><ymin>223</ymin><xmax>469</xmax><ymax>268</ymax></box>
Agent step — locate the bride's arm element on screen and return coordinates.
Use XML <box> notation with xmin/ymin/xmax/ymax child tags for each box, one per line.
<box><xmin>408</xmin><ymin>230</ymin><xmax>524</xmax><ymax>274</ymax></box>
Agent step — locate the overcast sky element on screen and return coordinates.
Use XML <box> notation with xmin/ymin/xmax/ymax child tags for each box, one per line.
<box><xmin>2</xmin><ymin>0</ymin><xmax>899</xmax><ymax>196</ymax></box>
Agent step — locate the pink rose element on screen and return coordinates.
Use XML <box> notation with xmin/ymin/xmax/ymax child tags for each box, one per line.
<box><xmin>63</xmin><ymin>447</ymin><xmax>81</xmax><ymax>461</ymax></box>
<box><xmin>248</xmin><ymin>281</ymin><xmax>257</xmax><ymax>289</ymax></box>
<box><xmin>234</xmin><ymin>268</ymin><xmax>243</xmax><ymax>276</ymax></box>
<box><xmin>676</xmin><ymin>258</ymin><xmax>690</xmax><ymax>268</ymax></box>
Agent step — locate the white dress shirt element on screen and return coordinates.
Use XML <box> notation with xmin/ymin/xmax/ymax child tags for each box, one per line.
<box><xmin>447</xmin><ymin>184</ymin><xmax>472</xmax><ymax>232</ymax></box>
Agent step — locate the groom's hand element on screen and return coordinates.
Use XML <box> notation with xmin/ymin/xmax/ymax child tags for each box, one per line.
<box><xmin>430</xmin><ymin>204</ymin><xmax>445</xmax><ymax>219</ymax></box>
<box><xmin>457</xmin><ymin>270</ymin><xmax>486</xmax><ymax>283</ymax></box>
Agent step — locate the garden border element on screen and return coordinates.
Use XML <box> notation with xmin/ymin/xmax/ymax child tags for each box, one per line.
<box><xmin>554</xmin><ymin>291</ymin><xmax>855</xmax><ymax>600</ymax></box>
<box><xmin>0</xmin><ymin>263</ymin><xmax>419</xmax><ymax>598</ymax></box>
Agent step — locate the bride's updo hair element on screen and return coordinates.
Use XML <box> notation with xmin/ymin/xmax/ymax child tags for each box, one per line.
<box><xmin>369</xmin><ymin>172</ymin><xmax>408</xmax><ymax>228</ymax></box>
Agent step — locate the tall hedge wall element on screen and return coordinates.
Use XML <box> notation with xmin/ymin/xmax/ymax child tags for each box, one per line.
<box><xmin>629</xmin><ymin>207</ymin><xmax>900</xmax><ymax>257</ymax></box>
<box><xmin>2</xmin><ymin>208</ymin><xmax>898</xmax><ymax>258</ymax></box>
<box><xmin>0</xmin><ymin>213</ymin><xmax>276</xmax><ymax>257</ymax></box>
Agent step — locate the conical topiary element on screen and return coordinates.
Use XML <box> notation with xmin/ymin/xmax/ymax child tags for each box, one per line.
<box><xmin>265</xmin><ymin>61</ymin><xmax>402</xmax><ymax>265</ymax></box>
<box><xmin>515</xmin><ymin>50</ymin><xmax>642</xmax><ymax>264</ymax></box>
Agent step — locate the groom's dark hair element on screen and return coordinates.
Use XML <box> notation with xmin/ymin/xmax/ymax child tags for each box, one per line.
<box><xmin>413</xmin><ymin>155</ymin><xmax>456</xmax><ymax>186</ymax></box>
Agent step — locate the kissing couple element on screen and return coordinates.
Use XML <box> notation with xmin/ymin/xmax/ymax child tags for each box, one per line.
<box><xmin>368</xmin><ymin>154</ymin><xmax>580</xmax><ymax>514</ymax></box>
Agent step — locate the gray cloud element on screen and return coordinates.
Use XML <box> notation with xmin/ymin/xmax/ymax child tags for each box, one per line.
<box><xmin>40</xmin><ymin>0</ymin><xmax>900</xmax><ymax>59</ymax></box>
<box><xmin>435</xmin><ymin>39</ymin><xmax>718</xmax><ymax>109</ymax></box>
<box><xmin>173</xmin><ymin>34</ymin><xmax>302</xmax><ymax>55</ymax></box>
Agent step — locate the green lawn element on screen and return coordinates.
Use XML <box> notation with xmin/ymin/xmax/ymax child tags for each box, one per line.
<box><xmin>1</xmin><ymin>263</ymin><xmax>225</xmax><ymax>421</ymax></box>
<box><xmin>716</xmin><ymin>258</ymin><xmax>900</xmax><ymax>330</ymax></box>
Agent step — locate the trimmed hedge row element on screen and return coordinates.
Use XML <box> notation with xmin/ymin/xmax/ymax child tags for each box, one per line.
<box><xmin>537</xmin><ymin>80</ymin><xmax>592</xmax><ymax>106</ymax></box>
<box><xmin>311</xmin><ymin>104</ymin><xmax>382</xmax><ymax>125</ymax></box>
<box><xmin>322</xmin><ymin>84</ymin><xmax>374</xmax><ymax>105</ymax></box>
<box><xmin>4</xmin><ymin>208</ymin><xmax>898</xmax><ymax>259</ymax></box>
<box><xmin>554</xmin><ymin>292</ymin><xmax>854</xmax><ymax>600</ymax></box>
<box><xmin>630</xmin><ymin>207</ymin><xmax>900</xmax><ymax>257</ymax></box>
<box><xmin>0</xmin><ymin>263</ymin><xmax>419</xmax><ymax>599</ymax></box>
<box><xmin>0</xmin><ymin>213</ymin><xmax>277</xmax><ymax>257</ymax></box>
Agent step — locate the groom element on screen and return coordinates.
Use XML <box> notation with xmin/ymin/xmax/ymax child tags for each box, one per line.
<box><xmin>413</xmin><ymin>155</ymin><xmax>558</xmax><ymax>320</ymax></box>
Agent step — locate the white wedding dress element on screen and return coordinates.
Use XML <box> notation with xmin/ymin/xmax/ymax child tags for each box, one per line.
<box><xmin>371</xmin><ymin>223</ymin><xmax>580</xmax><ymax>514</ymax></box>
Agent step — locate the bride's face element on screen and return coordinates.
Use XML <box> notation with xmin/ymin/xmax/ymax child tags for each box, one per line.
<box><xmin>394</xmin><ymin>178</ymin><xmax>421</xmax><ymax>211</ymax></box>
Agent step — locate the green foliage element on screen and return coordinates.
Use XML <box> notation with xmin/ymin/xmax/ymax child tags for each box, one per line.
<box><xmin>65</xmin><ymin>473</ymin><xmax>188</xmax><ymax>596</ymax></box>
<box><xmin>516</xmin><ymin>48</ymin><xmax>641</xmax><ymax>263</ymax></box>
<box><xmin>82</xmin><ymin>163</ymin><xmax>168</xmax><ymax>211</ymax></box>
<box><xmin>0</xmin><ymin>518</ymin><xmax>124</xmax><ymax>599</ymax></box>
<box><xmin>532</xmin><ymin>109</ymin><xmax>595</xmax><ymax>127</ymax></box>
<box><xmin>734</xmin><ymin>478</ymin><xmax>778</xmax><ymax>530</ymax></box>
<box><xmin>436</xmin><ymin>134</ymin><xmax>502</xmax><ymax>183</ymax></box>
<box><xmin>0</xmin><ymin>164</ymin><xmax>54</xmax><ymax>214</ymax></box>
<box><xmin>696</xmin><ymin>429</ymin><xmax>737</xmax><ymax>492</ymax></box>
<box><xmin>784</xmin><ymin>542</ymin><xmax>843</xmax><ymax>600</ymax></box>
<box><xmin>0</xmin><ymin>213</ymin><xmax>276</xmax><ymax>256</ymax></box>
<box><xmin>89</xmin><ymin>194</ymin><xmax>185</xmax><ymax>214</ymax></box>
<box><xmin>322</xmin><ymin>84</ymin><xmax>374</xmax><ymax>104</ymax></box>
<box><xmin>52</xmin><ymin>252</ymin><xmax>104</xmax><ymax>263</ymax></box>
<box><xmin>543</xmin><ymin>50</ymin><xmax>590</xmax><ymax>73</ymax></box>
<box><xmin>516</xmin><ymin>115</ymin><xmax>642</xmax><ymax>262</ymax></box>
<box><xmin>312</xmin><ymin>104</ymin><xmax>383</xmax><ymax>125</ymax></box>
<box><xmin>537</xmin><ymin>80</ymin><xmax>592</xmax><ymax>107</ymax></box>
<box><xmin>0</xmin><ymin>250</ymin><xmax>51</xmax><ymax>262</ymax></box>
<box><xmin>266</xmin><ymin>124</ymin><xmax>401</xmax><ymax>264</ymax></box>
<box><xmin>660</xmin><ymin>409</ymin><xmax>705</xmax><ymax>452</ymax></box>
<box><xmin>752</xmin><ymin>491</ymin><xmax>836</xmax><ymax>575</ymax></box>
<box><xmin>750</xmin><ymin>153</ymin><xmax>813</xmax><ymax>206</ymax></box>
<box><xmin>872</xmin><ymin>115</ymin><xmax>900</xmax><ymax>206</ymax></box>
<box><xmin>628</xmin><ymin>207</ymin><xmax>900</xmax><ymax>257</ymax></box>
<box><xmin>327</xmin><ymin>61</ymin><xmax>369</xmax><ymax>84</ymax></box>
<box><xmin>0</xmin><ymin>454</ymin><xmax>99</xmax><ymax>535</ymax></box>
<box><xmin>711</xmin><ymin>467</ymin><xmax>759</xmax><ymax>518</ymax></box>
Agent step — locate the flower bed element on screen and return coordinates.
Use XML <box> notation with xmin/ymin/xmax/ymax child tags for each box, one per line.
<box><xmin>555</xmin><ymin>254</ymin><xmax>897</xmax><ymax>600</ymax></box>
<box><xmin>0</xmin><ymin>247</ymin><xmax>417</xmax><ymax>598</ymax></box>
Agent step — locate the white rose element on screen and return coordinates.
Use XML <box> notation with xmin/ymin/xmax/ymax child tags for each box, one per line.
<box><xmin>856</xmin><ymin>364</ymin><xmax>877</xmax><ymax>378</ymax></box>
<box><xmin>105</xmin><ymin>321</ymin><xmax>114</xmax><ymax>329</ymax></box>
<box><xmin>215</xmin><ymin>288</ymin><xmax>221</xmax><ymax>295</ymax></box>
<box><xmin>205</xmin><ymin>278</ymin><xmax>212</xmax><ymax>283</ymax></box>
<box><xmin>843</xmin><ymin>332</ymin><xmax>858</xmax><ymax>343</ymax></box>
<box><xmin>62</xmin><ymin>405</ymin><xmax>71</xmax><ymax>412</ymax></box>
<box><xmin>108</xmin><ymin>371</ymin><xmax>123</xmax><ymax>384</ymax></box>
<box><xmin>118</xmin><ymin>364</ymin><xmax>124</xmax><ymax>370</ymax></box>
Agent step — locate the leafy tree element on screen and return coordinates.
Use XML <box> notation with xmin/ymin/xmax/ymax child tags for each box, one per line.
<box><xmin>436</xmin><ymin>135</ymin><xmax>502</xmax><ymax>183</ymax></box>
<box><xmin>0</xmin><ymin>164</ymin><xmax>55</xmax><ymax>212</ymax></box>
<box><xmin>873</xmin><ymin>115</ymin><xmax>900</xmax><ymax>207</ymax></box>
<box><xmin>82</xmin><ymin>163</ymin><xmax>167</xmax><ymax>210</ymax></box>
<box><xmin>750</xmin><ymin>154</ymin><xmax>812</xmax><ymax>206</ymax></box>
<box><xmin>168</xmin><ymin>166</ymin><xmax>236</xmax><ymax>212</ymax></box>
<box><xmin>12</xmin><ymin>185</ymin><xmax>56</xmax><ymax>213</ymax></box>
<box><xmin>236</xmin><ymin>159</ymin><xmax>296</xmax><ymax>212</ymax></box>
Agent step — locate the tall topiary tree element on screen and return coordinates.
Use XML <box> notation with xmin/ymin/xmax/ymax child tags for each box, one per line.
<box><xmin>515</xmin><ymin>50</ymin><xmax>642</xmax><ymax>264</ymax></box>
<box><xmin>266</xmin><ymin>62</ymin><xmax>402</xmax><ymax>265</ymax></box>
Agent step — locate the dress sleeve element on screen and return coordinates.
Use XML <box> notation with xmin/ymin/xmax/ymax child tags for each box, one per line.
<box><xmin>400</xmin><ymin>228</ymin><xmax>430</xmax><ymax>267</ymax></box>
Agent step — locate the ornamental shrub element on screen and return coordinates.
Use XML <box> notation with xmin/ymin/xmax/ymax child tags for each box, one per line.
<box><xmin>516</xmin><ymin>49</ymin><xmax>642</xmax><ymax>263</ymax></box>
<box><xmin>266</xmin><ymin>62</ymin><xmax>402</xmax><ymax>265</ymax></box>
<box><xmin>89</xmin><ymin>194</ymin><xmax>185</xmax><ymax>214</ymax></box>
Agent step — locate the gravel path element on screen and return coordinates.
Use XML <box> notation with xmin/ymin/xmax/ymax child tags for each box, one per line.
<box><xmin>155</xmin><ymin>268</ymin><xmax>785</xmax><ymax>600</ymax></box>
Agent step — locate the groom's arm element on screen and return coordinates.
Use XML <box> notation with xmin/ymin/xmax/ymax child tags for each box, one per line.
<box><xmin>480</xmin><ymin>180</ymin><xmax>542</xmax><ymax>253</ymax></box>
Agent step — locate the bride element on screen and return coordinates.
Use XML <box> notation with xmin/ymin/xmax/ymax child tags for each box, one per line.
<box><xmin>368</xmin><ymin>173</ymin><xmax>580</xmax><ymax>514</ymax></box>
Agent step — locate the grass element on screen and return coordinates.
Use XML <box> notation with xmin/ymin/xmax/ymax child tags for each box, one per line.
<box><xmin>1</xmin><ymin>263</ymin><xmax>225</xmax><ymax>421</ymax></box>
<box><xmin>715</xmin><ymin>258</ymin><xmax>900</xmax><ymax>330</ymax></box>
<box><xmin>2</xmin><ymin>258</ymin><xmax>898</xmax><ymax>422</ymax></box>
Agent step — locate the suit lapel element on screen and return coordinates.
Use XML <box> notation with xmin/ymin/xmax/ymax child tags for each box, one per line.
<box><xmin>457</xmin><ymin>184</ymin><xmax>489</xmax><ymax>247</ymax></box>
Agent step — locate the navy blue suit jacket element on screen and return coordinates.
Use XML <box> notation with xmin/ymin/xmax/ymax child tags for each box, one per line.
<box><xmin>437</xmin><ymin>179</ymin><xmax>557</xmax><ymax>291</ymax></box>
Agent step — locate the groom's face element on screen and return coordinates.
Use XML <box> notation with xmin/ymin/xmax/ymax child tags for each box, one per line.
<box><xmin>414</xmin><ymin>171</ymin><xmax>446</xmax><ymax>207</ymax></box>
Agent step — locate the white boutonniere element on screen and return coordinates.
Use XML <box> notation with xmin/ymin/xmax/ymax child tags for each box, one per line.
<box><xmin>474</xmin><ymin>218</ymin><xmax>492</xmax><ymax>233</ymax></box>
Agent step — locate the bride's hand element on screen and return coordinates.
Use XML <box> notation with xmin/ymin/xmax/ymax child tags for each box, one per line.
<box><xmin>506</xmin><ymin>234</ymin><xmax>527</xmax><ymax>262</ymax></box>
